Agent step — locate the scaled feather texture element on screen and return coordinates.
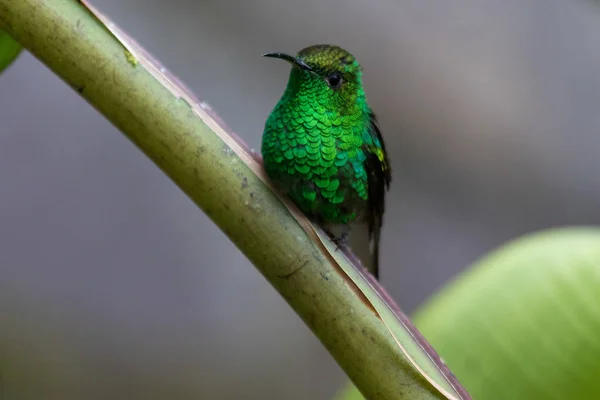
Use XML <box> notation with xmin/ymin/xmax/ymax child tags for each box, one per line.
<box><xmin>262</xmin><ymin>45</ymin><xmax>391</xmax><ymax>278</ymax></box>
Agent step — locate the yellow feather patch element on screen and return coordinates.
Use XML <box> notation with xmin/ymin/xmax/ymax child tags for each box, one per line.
<box><xmin>367</xmin><ymin>145</ymin><xmax>388</xmax><ymax>171</ymax></box>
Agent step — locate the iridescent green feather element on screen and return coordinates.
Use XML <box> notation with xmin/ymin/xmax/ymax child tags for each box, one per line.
<box><xmin>262</xmin><ymin>45</ymin><xmax>391</xmax><ymax>277</ymax></box>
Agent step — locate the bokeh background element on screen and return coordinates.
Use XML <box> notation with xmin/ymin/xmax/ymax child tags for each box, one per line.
<box><xmin>2</xmin><ymin>0</ymin><xmax>600</xmax><ymax>398</ymax></box>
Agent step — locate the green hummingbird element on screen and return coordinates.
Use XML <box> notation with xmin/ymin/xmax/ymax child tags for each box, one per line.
<box><xmin>261</xmin><ymin>44</ymin><xmax>391</xmax><ymax>278</ymax></box>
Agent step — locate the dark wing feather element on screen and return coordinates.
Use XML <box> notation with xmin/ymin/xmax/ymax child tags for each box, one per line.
<box><xmin>364</xmin><ymin>112</ymin><xmax>391</xmax><ymax>278</ymax></box>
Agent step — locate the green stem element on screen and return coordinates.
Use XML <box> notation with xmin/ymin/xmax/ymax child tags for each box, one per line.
<box><xmin>0</xmin><ymin>1</ymin><xmax>455</xmax><ymax>398</ymax></box>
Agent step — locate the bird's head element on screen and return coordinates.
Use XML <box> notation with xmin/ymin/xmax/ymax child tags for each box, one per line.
<box><xmin>263</xmin><ymin>45</ymin><xmax>365</xmax><ymax>110</ymax></box>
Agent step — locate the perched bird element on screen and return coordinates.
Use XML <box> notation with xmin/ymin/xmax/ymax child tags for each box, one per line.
<box><xmin>261</xmin><ymin>45</ymin><xmax>391</xmax><ymax>278</ymax></box>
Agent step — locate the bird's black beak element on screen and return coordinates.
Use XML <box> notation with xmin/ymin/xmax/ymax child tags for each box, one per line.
<box><xmin>262</xmin><ymin>52</ymin><xmax>313</xmax><ymax>72</ymax></box>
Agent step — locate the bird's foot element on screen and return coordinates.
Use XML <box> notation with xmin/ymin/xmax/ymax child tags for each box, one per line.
<box><xmin>332</xmin><ymin>231</ymin><xmax>349</xmax><ymax>251</ymax></box>
<box><xmin>327</xmin><ymin>229</ymin><xmax>350</xmax><ymax>252</ymax></box>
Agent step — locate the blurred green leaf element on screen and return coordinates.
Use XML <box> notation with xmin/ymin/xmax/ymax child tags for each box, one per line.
<box><xmin>338</xmin><ymin>227</ymin><xmax>600</xmax><ymax>399</ymax></box>
<box><xmin>334</xmin><ymin>384</ymin><xmax>363</xmax><ymax>400</ymax></box>
<box><xmin>0</xmin><ymin>29</ymin><xmax>22</xmax><ymax>73</ymax></box>
<box><xmin>415</xmin><ymin>227</ymin><xmax>600</xmax><ymax>399</ymax></box>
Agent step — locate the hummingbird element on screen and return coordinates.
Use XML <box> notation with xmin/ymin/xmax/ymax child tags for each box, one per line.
<box><xmin>261</xmin><ymin>45</ymin><xmax>391</xmax><ymax>278</ymax></box>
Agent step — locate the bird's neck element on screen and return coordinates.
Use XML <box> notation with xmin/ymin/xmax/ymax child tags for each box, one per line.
<box><xmin>279</xmin><ymin>74</ymin><xmax>368</xmax><ymax>121</ymax></box>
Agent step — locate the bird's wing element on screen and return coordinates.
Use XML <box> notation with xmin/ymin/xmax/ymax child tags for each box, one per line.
<box><xmin>363</xmin><ymin>111</ymin><xmax>391</xmax><ymax>278</ymax></box>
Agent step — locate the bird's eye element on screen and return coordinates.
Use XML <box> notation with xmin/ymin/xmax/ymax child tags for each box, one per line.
<box><xmin>326</xmin><ymin>73</ymin><xmax>343</xmax><ymax>89</ymax></box>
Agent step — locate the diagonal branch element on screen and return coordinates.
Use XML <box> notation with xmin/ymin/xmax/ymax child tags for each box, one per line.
<box><xmin>0</xmin><ymin>1</ymin><xmax>470</xmax><ymax>399</ymax></box>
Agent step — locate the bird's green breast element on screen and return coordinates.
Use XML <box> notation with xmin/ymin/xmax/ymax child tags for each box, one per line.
<box><xmin>261</xmin><ymin>44</ymin><xmax>391</xmax><ymax>278</ymax></box>
<box><xmin>262</xmin><ymin>77</ymin><xmax>373</xmax><ymax>224</ymax></box>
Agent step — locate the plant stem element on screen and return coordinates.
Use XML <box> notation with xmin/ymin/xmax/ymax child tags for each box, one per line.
<box><xmin>0</xmin><ymin>1</ymin><xmax>456</xmax><ymax>398</ymax></box>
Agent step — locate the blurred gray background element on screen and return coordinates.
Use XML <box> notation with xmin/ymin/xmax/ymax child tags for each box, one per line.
<box><xmin>2</xmin><ymin>0</ymin><xmax>600</xmax><ymax>398</ymax></box>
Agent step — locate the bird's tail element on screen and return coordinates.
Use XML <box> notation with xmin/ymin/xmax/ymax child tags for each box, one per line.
<box><xmin>371</xmin><ymin>224</ymin><xmax>381</xmax><ymax>279</ymax></box>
